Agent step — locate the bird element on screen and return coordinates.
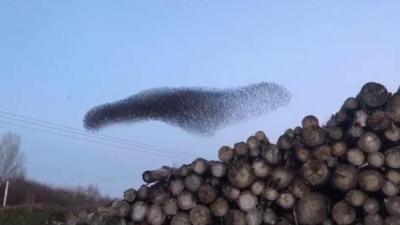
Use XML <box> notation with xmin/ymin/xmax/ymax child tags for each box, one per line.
<box><xmin>84</xmin><ymin>82</ymin><xmax>291</xmax><ymax>136</ymax></box>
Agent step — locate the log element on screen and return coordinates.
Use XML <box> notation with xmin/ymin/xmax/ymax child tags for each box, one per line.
<box><xmin>276</xmin><ymin>192</ymin><xmax>295</xmax><ymax>209</ymax></box>
<box><xmin>148</xmin><ymin>183</ymin><xmax>170</xmax><ymax>204</ymax></box>
<box><xmin>328</xmin><ymin>126</ymin><xmax>343</xmax><ymax>141</ymax></box>
<box><xmin>358</xmin><ymin>170</ymin><xmax>384</xmax><ymax>192</ymax></box>
<box><xmin>131</xmin><ymin>201</ymin><xmax>148</xmax><ymax>222</ymax></box>
<box><xmin>364</xmin><ymin>214</ymin><xmax>383</xmax><ymax>225</ymax></box>
<box><xmin>358</xmin><ymin>132</ymin><xmax>382</xmax><ymax>153</ymax></box>
<box><xmin>177</xmin><ymin>191</ymin><xmax>196</xmax><ymax>211</ymax></box>
<box><xmin>142</xmin><ymin>166</ymin><xmax>172</xmax><ymax>183</ymax></box>
<box><xmin>146</xmin><ymin>204</ymin><xmax>165</xmax><ymax>225</ymax></box>
<box><xmin>192</xmin><ymin>158</ymin><xmax>208</xmax><ymax>175</ymax></box>
<box><xmin>250</xmin><ymin>180</ymin><xmax>265</xmax><ymax>196</ymax></box>
<box><xmin>295</xmin><ymin>147</ymin><xmax>311</xmax><ymax>162</ymax></box>
<box><xmin>224</xmin><ymin>209</ymin><xmax>246</xmax><ymax>225</ymax></box>
<box><xmin>246</xmin><ymin>209</ymin><xmax>263</xmax><ymax>225</ymax></box>
<box><xmin>189</xmin><ymin>205</ymin><xmax>211</xmax><ymax>225</ymax></box>
<box><xmin>170</xmin><ymin>212</ymin><xmax>191</xmax><ymax>225</ymax></box>
<box><xmin>210</xmin><ymin>161</ymin><xmax>226</xmax><ymax>178</ymax></box>
<box><xmin>252</xmin><ymin>159</ymin><xmax>271</xmax><ymax>178</ymax></box>
<box><xmin>387</xmin><ymin>93</ymin><xmax>400</xmax><ymax>122</ymax></box>
<box><xmin>325</xmin><ymin>115</ymin><xmax>340</xmax><ymax>128</ymax></box>
<box><xmin>177</xmin><ymin>164</ymin><xmax>192</xmax><ymax>177</ymax></box>
<box><xmin>123</xmin><ymin>188</ymin><xmax>137</xmax><ymax>203</ymax></box>
<box><xmin>294</xmin><ymin>126</ymin><xmax>303</xmax><ymax>135</ymax></box>
<box><xmin>384</xmin><ymin>123</ymin><xmax>400</xmax><ymax>142</ymax></box>
<box><xmin>255</xmin><ymin>130</ymin><xmax>269</xmax><ymax>144</ymax></box>
<box><xmin>263</xmin><ymin>208</ymin><xmax>277</xmax><ymax>225</ymax></box>
<box><xmin>169</xmin><ymin>178</ymin><xmax>185</xmax><ymax>196</ymax></box>
<box><xmin>163</xmin><ymin>199</ymin><xmax>178</xmax><ymax>216</ymax></box>
<box><xmin>334</xmin><ymin>110</ymin><xmax>348</xmax><ymax>124</ymax></box>
<box><xmin>313</xmin><ymin>145</ymin><xmax>331</xmax><ymax>161</ymax></box>
<box><xmin>228</xmin><ymin>162</ymin><xmax>255</xmax><ymax>189</ymax></box>
<box><xmin>355</xmin><ymin>110</ymin><xmax>368</xmax><ymax>127</ymax></box>
<box><xmin>237</xmin><ymin>191</ymin><xmax>258</xmax><ymax>212</ymax></box>
<box><xmin>263</xmin><ymin>186</ymin><xmax>278</xmax><ymax>201</ymax></box>
<box><xmin>234</xmin><ymin>142</ymin><xmax>248</xmax><ymax>157</ymax></box>
<box><xmin>247</xmin><ymin>136</ymin><xmax>260</xmax><ymax>157</ymax></box>
<box><xmin>331</xmin><ymin>141</ymin><xmax>348</xmax><ymax>157</ymax></box>
<box><xmin>368</xmin><ymin>110</ymin><xmax>391</xmax><ymax>131</ymax></box>
<box><xmin>261</xmin><ymin>144</ymin><xmax>281</xmax><ymax>165</ymax></box>
<box><xmin>277</xmin><ymin>134</ymin><xmax>294</xmax><ymax>150</ymax></box>
<box><xmin>386</xmin><ymin>148</ymin><xmax>400</xmax><ymax>168</ymax></box>
<box><xmin>218</xmin><ymin>146</ymin><xmax>234</xmax><ymax>163</ymax></box>
<box><xmin>385</xmin><ymin>196</ymin><xmax>400</xmax><ymax>216</ymax></box>
<box><xmin>387</xmin><ymin>170</ymin><xmax>400</xmax><ymax>184</ymax></box>
<box><xmin>367</xmin><ymin>152</ymin><xmax>385</xmax><ymax>168</ymax></box>
<box><xmin>382</xmin><ymin>180</ymin><xmax>399</xmax><ymax>196</ymax></box>
<box><xmin>363</xmin><ymin>198</ymin><xmax>380</xmax><ymax>214</ymax></box>
<box><xmin>332</xmin><ymin>202</ymin><xmax>356</xmax><ymax>225</ymax></box>
<box><xmin>384</xmin><ymin>216</ymin><xmax>400</xmax><ymax>225</ymax></box>
<box><xmin>357</xmin><ymin>82</ymin><xmax>389</xmax><ymax>108</ymax></box>
<box><xmin>222</xmin><ymin>185</ymin><xmax>240</xmax><ymax>201</ymax></box>
<box><xmin>302</xmin><ymin>115</ymin><xmax>319</xmax><ymax>128</ymax></box>
<box><xmin>137</xmin><ymin>185</ymin><xmax>149</xmax><ymax>200</ymax></box>
<box><xmin>301</xmin><ymin>160</ymin><xmax>329</xmax><ymax>186</ymax></box>
<box><xmin>284</xmin><ymin>128</ymin><xmax>296</xmax><ymax>139</ymax></box>
<box><xmin>210</xmin><ymin>197</ymin><xmax>229</xmax><ymax>217</ymax></box>
<box><xmin>271</xmin><ymin>167</ymin><xmax>293</xmax><ymax>189</ymax></box>
<box><xmin>184</xmin><ymin>173</ymin><xmax>203</xmax><ymax>192</ymax></box>
<box><xmin>295</xmin><ymin>193</ymin><xmax>328</xmax><ymax>225</ymax></box>
<box><xmin>290</xmin><ymin>179</ymin><xmax>310</xmax><ymax>199</ymax></box>
<box><xmin>342</xmin><ymin>97</ymin><xmax>359</xmax><ymax>111</ymax></box>
<box><xmin>331</xmin><ymin>164</ymin><xmax>358</xmax><ymax>191</ymax></box>
<box><xmin>301</xmin><ymin>126</ymin><xmax>326</xmax><ymax>147</ymax></box>
<box><xmin>198</xmin><ymin>184</ymin><xmax>217</xmax><ymax>204</ymax></box>
<box><xmin>346</xmin><ymin>148</ymin><xmax>365</xmax><ymax>166</ymax></box>
<box><xmin>345</xmin><ymin>189</ymin><xmax>366</xmax><ymax>207</ymax></box>
<box><xmin>348</xmin><ymin>125</ymin><xmax>364</xmax><ymax>139</ymax></box>
<box><xmin>326</xmin><ymin>156</ymin><xmax>338</xmax><ymax>168</ymax></box>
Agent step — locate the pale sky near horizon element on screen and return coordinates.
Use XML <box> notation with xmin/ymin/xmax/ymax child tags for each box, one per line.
<box><xmin>0</xmin><ymin>1</ymin><xmax>400</xmax><ymax>197</ymax></box>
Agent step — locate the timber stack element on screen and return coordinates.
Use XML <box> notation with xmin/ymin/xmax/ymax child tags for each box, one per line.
<box><xmin>78</xmin><ymin>82</ymin><xmax>400</xmax><ymax>225</ymax></box>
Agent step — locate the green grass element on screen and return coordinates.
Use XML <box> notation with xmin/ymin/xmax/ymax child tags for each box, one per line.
<box><xmin>0</xmin><ymin>205</ymin><xmax>66</xmax><ymax>225</ymax></box>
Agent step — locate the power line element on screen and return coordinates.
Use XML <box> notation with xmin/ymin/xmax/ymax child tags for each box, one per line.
<box><xmin>0</xmin><ymin>110</ymin><xmax>197</xmax><ymax>157</ymax></box>
<box><xmin>0</xmin><ymin>114</ymin><xmax>194</xmax><ymax>159</ymax></box>
<box><xmin>0</xmin><ymin>113</ymin><xmax>194</xmax><ymax>158</ymax></box>
<box><xmin>0</xmin><ymin>110</ymin><xmax>194</xmax><ymax>156</ymax></box>
<box><xmin>0</xmin><ymin>120</ymin><xmax>188</xmax><ymax>161</ymax></box>
<box><xmin>0</xmin><ymin>119</ymin><xmax>187</xmax><ymax>160</ymax></box>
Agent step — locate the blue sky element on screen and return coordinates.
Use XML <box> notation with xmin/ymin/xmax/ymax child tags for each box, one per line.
<box><xmin>0</xmin><ymin>1</ymin><xmax>399</xmax><ymax>196</ymax></box>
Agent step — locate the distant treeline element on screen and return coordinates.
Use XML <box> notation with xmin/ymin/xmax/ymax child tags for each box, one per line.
<box><xmin>1</xmin><ymin>177</ymin><xmax>112</xmax><ymax>209</ymax></box>
<box><xmin>0</xmin><ymin>204</ymin><xmax>66</xmax><ymax>225</ymax></box>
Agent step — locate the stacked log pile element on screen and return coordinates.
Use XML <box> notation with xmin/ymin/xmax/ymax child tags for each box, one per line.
<box><xmin>81</xmin><ymin>82</ymin><xmax>400</xmax><ymax>225</ymax></box>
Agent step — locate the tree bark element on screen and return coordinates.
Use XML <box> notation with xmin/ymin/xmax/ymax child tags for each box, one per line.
<box><xmin>2</xmin><ymin>180</ymin><xmax>9</xmax><ymax>207</ymax></box>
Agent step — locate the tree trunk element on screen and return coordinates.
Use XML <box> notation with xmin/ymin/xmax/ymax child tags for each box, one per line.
<box><xmin>3</xmin><ymin>180</ymin><xmax>9</xmax><ymax>207</ymax></box>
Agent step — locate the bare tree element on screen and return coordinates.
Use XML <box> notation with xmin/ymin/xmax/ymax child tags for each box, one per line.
<box><xmin>0</xmin><ymin>132</ymin><xmax>25</xmax><ymax>206</ymax></box>
<box><xmin>0</xmin><ymin>132</ymin><xmax>25</xmax><ymax>180</ymax></box>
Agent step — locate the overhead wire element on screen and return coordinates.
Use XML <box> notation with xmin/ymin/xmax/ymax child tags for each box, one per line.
<box><xmin>0</xmin><ymin>110</ymin><xmax>197</xmax><ymax>158</ymax></box>
<box><xmin>0</xmin><ymin>120</ymin><xmax>192</xmax><ymax>160</ymax></box>
<box><xmin>0</xmin><ymin>119</ymin><xmax>189</xmax><ymax>161</ymax></box>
